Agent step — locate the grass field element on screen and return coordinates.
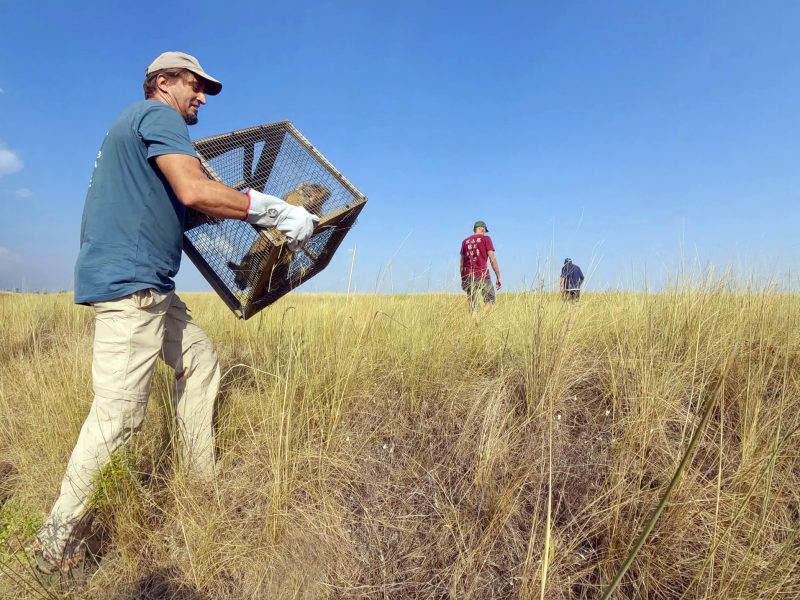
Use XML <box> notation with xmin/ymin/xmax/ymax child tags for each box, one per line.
<box><xmin>1</xmin><ymin>288</ymin><xmax>798</xmax><ymax>599</ymax></box>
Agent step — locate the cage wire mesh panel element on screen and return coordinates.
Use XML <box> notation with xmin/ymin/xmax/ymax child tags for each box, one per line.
<box><xmin>183</xmin><ymin>121</ymin><xmax>366</xmax><ymax>319</ymax></box>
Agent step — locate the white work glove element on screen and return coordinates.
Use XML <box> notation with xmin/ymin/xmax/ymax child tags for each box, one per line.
<box><xmin>245</xmin><ymin>189</ymin><xmax>319</xmax><ymax>252</ymax></box>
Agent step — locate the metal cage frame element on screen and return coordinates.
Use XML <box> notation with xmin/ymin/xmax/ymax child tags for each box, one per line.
<box><xmin>182</xmin><ymin>121</ymin><xmax>367</xmax><ymax>319</ymax></box>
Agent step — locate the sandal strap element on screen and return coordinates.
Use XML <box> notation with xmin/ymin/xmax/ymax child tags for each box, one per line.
<box><xmin>32</xmin><ymin>541</ymin><xmax>85</xmax><ymax>574</ymax></box>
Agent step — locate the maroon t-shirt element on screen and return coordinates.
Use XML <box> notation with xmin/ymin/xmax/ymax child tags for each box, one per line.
<box><xmin>460</xmin><ymin>233</ymin><xmax>495</xmax><ymax>280</ymax></box>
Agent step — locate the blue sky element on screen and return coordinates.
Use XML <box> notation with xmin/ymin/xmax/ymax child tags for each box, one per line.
<box><xmin>1</xmin><ymin>1</ymin><xmax>799</xmax><ymax>294</ymax></box>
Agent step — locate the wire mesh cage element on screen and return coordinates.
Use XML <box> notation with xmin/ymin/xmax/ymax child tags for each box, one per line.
<box><xmin>183</xmin><ymin>121</ymin><xmax>367</xmax><ymax>319</ymax></box>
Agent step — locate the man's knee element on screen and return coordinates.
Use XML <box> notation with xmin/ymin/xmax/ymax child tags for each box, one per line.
<box><xmin>183</xmin><ymin>337</ymin><xmax>219</xmax><ymax>374</ymax></box>
<box><xmin>88</xmin><ymin>394</ymin><xmax>148</xmax><ymax>434</ymax></box>
<box><xmin>168</xmin><ymin>338</ymin><xmax>220</xmax><ymax>393</ymax></box>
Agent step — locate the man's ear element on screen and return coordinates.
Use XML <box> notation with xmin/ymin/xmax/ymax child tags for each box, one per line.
<box><xmin>156</xmin><ymin>73</ymin><xmax>173</xmax><ymax>94</ymax></box>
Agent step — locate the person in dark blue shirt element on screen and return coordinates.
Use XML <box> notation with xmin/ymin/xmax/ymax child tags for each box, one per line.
<box><xmin>32</xmin><ymin>51</ymin><xmax>318</xmax><ymax>582</ymax></box>
<box><xmin>560</xmin><ymin>258</ymin><xmax>584</xmax><ymax>301</ymax></box>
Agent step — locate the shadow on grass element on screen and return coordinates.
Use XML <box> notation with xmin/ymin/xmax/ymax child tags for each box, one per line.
<box><xmin>129</xmin><ymin>567</ymin><xmax>202</xmax><ymax>600</ymax></box>
<box><xmin>0</xmin><ymin>462</ymin><xmax>18</xmax><ymax>506</ymax></box>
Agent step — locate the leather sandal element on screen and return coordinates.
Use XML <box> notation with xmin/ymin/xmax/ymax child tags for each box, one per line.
<box><xmin>29</xmin><ymin>541</ymin><xmax>90</xmax><ymax>588</ymax></box>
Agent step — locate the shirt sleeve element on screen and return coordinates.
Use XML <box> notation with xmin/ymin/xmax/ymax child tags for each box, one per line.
<box><xmin>485</xmin><ymin>236</ymin><xmax>495</xmax><ymax>252</ymax></box>
<box><xmin>138</xmin><ymin>104</ymin><xmax>198</xmax><ymax>160</ymax></box>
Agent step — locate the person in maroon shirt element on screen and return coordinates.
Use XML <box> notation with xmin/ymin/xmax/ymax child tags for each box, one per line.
<box><xmin>459</xmin><ymin>220</ymin><xmax>502</xmax><ymax>314</ymax></box>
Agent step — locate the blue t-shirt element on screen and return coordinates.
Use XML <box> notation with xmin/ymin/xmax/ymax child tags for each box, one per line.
<box><xmin>561</xmin><ymin>263</ymin><xmax>584</xmax><ymax>289</ymax></box>
<box><xmin>74</xmin><ymin>100</ymin><xmax>197</xmax><ymax>304</ymax></box>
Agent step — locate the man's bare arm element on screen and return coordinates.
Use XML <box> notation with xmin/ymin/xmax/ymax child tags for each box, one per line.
<box><xmin>154</xmin><ymin>153</ymin><xmax>248</xmax><ymax>219</ymax></box>
<box><xmin>488</xmin><ymin>250</ymin><xmax>502</xmax><ymax>288</ymax></box>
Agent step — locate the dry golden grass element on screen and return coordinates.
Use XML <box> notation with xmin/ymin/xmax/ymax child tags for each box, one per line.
<box><xmin>0</xmin><ymin>287</ymin><xmax>799</xmax><ymax>599</ymax></box>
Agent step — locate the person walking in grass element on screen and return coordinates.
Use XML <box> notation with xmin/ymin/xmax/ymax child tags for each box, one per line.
<box><xmin>560</xmin><ymin>257</ymin><xmax>585</xmax><ymax>301</ymax></box>
<box><xmin>460</xmin><ymin>220</ymin><xmax>502</xmax><ymax>314</ymax></box>
<box><xmin>31</xmin><ymin>51</ymin><xmax>318</xmax><ymax>582</ymax></box>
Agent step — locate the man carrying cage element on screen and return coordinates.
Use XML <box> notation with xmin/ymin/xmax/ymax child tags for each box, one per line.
<box><xmin>30</xmin><ymin>51</ymin><xmax>318</xmax><ymax>583</ymax></box>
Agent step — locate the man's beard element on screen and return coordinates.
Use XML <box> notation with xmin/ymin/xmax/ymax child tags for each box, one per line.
<box><xmin>184</xmin><ymin>113</ymin><xmax>198</xmax><ymax>125</ymax></box>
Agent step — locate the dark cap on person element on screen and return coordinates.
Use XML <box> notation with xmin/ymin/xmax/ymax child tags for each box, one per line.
<box><xmin>473</xmin><ymin>220</ymin><xmax>489</xmax><ymax>232</ymax></box>
<box><xmin>145</xmin><ymin>51</ymin><xmax>223</xmax><ymax>96</ymax></box>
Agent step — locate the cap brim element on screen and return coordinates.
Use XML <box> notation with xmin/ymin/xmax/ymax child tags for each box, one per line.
<box><xmin>188</xmin><ymin>68</ymin><xmax>222</xmax><ymax>95</ymax></box>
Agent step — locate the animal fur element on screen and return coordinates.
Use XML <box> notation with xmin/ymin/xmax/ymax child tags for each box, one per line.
<box><xmin>228</xmin><ymin>183</ymin><xmax>331</xmax><ymax>290</ymax></box>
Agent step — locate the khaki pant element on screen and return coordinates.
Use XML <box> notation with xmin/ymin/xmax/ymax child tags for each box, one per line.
<box><xmin>37</xmin><ymin>289</ymin><xmax>220</xmax><ymax>560</ymax></box>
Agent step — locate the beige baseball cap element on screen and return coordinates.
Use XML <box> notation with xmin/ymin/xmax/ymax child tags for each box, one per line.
<box><xmin>145</xmin><ymin>51</ymin><xmax>223</xmax><ymax>95</ymax></box>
